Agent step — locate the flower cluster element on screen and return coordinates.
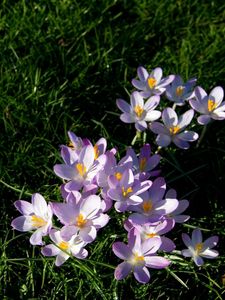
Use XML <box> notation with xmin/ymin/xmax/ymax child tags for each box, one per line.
<box><xmin>11</xmin><ymin>66</ymin><xmax>221</xmax><ymax>284</ymax></box>
<box><xmin>117</xmin><ymin>66</ymin><xmax>225</xmax><ymax>149</ymax></box>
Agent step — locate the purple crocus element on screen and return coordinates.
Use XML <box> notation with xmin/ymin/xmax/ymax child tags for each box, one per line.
<box><xmin>11</xmin><ymin>193</ymin><xmax>53</xmax><ymax>245</ymax></box>
<box><xmin>52</xmin><ymin>195</ymin><xmax>109</xmax><ymax>242</ymax></box>
<box><xmin>41</xmin><ymin>229</ymin><xmax>88</xmax><ymax>266</ymax></box>
<box><xmin>128</xmin><ymin>177</ymin><xmax>178</xmax><ymax>225</ymax></box>
<box><xmin>116</xmin><ymin>91</ymin><xmax>161</xmax><ymax>131</ymax></box>
<box><xmin>150</xmin><ymin>107</ymin><xmax>198</xmax><ymax>149</ymax></box>
<box><xmin>181</xmin><ymin>228</ymin><xmax>219</xmax><ymax>266</ymax></box>
<box><xmin>131</xmin><ymin>66</ymin><xmax>175</xmax><ymax>98</ymax></box>
<box><xmin>189</xmin><ymin>86</ymin><xmax>225</xmax><ymax>124</ymax></box>
<box><xmin>112</xmin><ymin>228</ymin><xmax>170</xmax><ymax>283</ymax></box>
<box><xmin>107</xmin><ymin>168</ymin><xmax>151</xmax><ymax>212</ymax></box>
<box><xmin>166</xmin><ymin>75</ymin><xmax>197</xmax><ymax>106</ymax></box>
<box><xmin>54</xmin><ymin>144</ymin><xmax>106</xmax><ymax>190</ymax></box>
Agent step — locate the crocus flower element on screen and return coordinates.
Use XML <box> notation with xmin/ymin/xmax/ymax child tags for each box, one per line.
<box><xmin>150</xmin><ymin>107</ymin><xmax>198</xmax><ymax>149</ymax></box>
<box><xmin>128</xmin><ymin>177</ymin><xmax>178</xmax><ymax>225</ymax></box>
<box><xmin>107</xmin><ymin>168</ymin><xmax>151</xmax><ymax>212</ymax></box>
<box><xmin>112</xmin><ymin>228</ymin><xmax>170</xmax><ymax>283</ymax></box>
<box><xmin>189</xmin><ymin>86</ymin><xmax>225</xmax><ymax>124</ymax></box>
<box><xmin>166</xmin><ymin>75</ymin><xmax>197</xmax><ymax>106</ymax></box>
<box><xmin>131</xmin><ymin>66</ymin><xmax>175</xmax><ymax>98</ymax></box>
<box><xmin>181</xmin><ymin>228</ymin><xmax>219</xmax><ymax>266</ymax></box>
<box><xmin>11</xmin><ymin>193</ymin><xmax>53</xmax><ymax>245</ymax></box>
<box><xmin>116</xmin><ymin>91</ymin><xmax>161</xmax><ymax>131</ymax></box>
<box><xmin>52</xmin><ymin>195</ymin><xmax>109</xmax><ymax>242</ymax></box>
<box><xmin>54</xmin><ymin>144</ymin><xmax>106</xmax><ymax>190</ymax></box>
<box><xmin>125</xmin><ymin>144</ymin><xmax>161</xmax><ymax>180</ymax></box>
<box><xmin>41</xmin><ymin>229</ymin><xmax>88</xmax><ymax>266</ymax></box>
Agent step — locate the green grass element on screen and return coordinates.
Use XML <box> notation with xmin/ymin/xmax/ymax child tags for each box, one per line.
<box><xmin>0</xmin><ymin>0</ymin><xmax>225</xmax><ymax>299</ymax></box>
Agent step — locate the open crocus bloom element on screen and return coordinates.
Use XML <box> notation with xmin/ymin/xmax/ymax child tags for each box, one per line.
<box><xmin>116</xmin><ymin>91</ymin><xmax>161</xmax><ymax>131</ymax></box>
<box><xmin>112</xmin><ymin>228</ymin><xmax>170</xmax><ymax>283</ymax></box>
<box><xmin>166</xmin><ymin>75</ymin><xmax>197</xmax><ymax>106</ymax></box>
<box><xmin>41</xmin><ymin>229</ymin><xmax>88</xmax><ymax>266</ymax></box>
<box><xmin>11</xmin><ymin>193</ymin><xmax>53</xmax><ymax>245</ymax></box>
<box><xmin>150</xmin><ymin>107</ymin><xmax>198</xmax><ymax>149</ymax></box>
<box><xmin>181</xmin><ymin>228</ymin><xmax>219</xmax><ymax>266</ymax></box>
<box><xmin>189</xmin><ymin>86</ymin><xmax>225</xmax><ymax>125</ymax></box>
<box><xmin>131</xmin><ymin>66</ymin><xmax>175</xmax><ymax>98</ymax></box>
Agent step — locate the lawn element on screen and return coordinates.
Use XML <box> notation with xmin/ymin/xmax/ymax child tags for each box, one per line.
<box><xmin>0</xmin><ymin>0</ymin><xmax>225</xmax><ymax>299</ymax></box>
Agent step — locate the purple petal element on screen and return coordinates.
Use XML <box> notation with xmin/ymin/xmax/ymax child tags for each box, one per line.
<box><xmin>177</xmin><ymin>109</ymin><xmax>194</xmax><ymax>130</ymax></box>
<box><xmin>145</xmin><ymin>110</ymin><xmax>161</xmax><ymax>122</ymax></box>
<box><xmin>197</xmin><ymin>114</ymin><xmax>211</xmax><ymax>125</ymax></box>
<box><xmin>52</xmin><ymin>203</ymin><xmax>76</xmax><ymax>225</ymax></box>
<box><xmin>72</xmin><ymin>248</ymin><xmax>88</xmax><ymax>259</ymax></box>
<box><xmin>92</xmin><ymin>213</ymin><xmax>109</xmax><ymax>228</ymax></box>
<box><xmin>132</xmin><ymin>79</ymin><xmax>146</xmax><ymax>90</ymax></box>
<box><xmin>156</xmin><ymin>134</ymin><xmax>171</xmax><ymax>147</ymax></box>
<box><xmin>120</xmin><ymin>113</ymin><xmax>135</xmax><ymax>123</ymax></box>
<box><xmin>150</xmin><ymin>122</ymin><xmax>168</xmax><ymax>135</ymax></box>
<box><xmin>151</xmin><ymin>67</ymin><xmax>162</xmax><ymax>82</ymax></box>
<box><xmin>79</xmin><ymin>226</ymin><xmax>97</xmax><ymax>242</ymax></box>
<box><xmin>133</xmin><ymin>266</ymin><xmax>150</xmax><ymax>283</ymax></box>
<box><xmin>182</xmin><ymin>233</ymin><xmax>193</xmax><ymax>248</ymax></box>
<box><xmin>137</xmin><ymin>66</ymin><xmax>149</xmax><ymax>81</ymax></box>
<box><xmin>162</xmin><ymin>107</ymin><xmax>178</xmax><ymax>128</ymax></box>
<box><xmin>41</xmin><ymin>244</ymin><xmax>60</xmax><ymax>256</ymax></box>
<box><xmin>112</xmin><ymin>242</ymin><xmax>131</xmax><ymax>260</ymax></box>
<box><xmin>142</xmin><ymin>237</ymin><xmax>162</xmax><ymax>255</ymax></box>
<box><xmin>54</xmin><ymin>164</ymin><xmax>76</xmax><ymax>180</ymax></box>
<box><xmin>144</xmin><ymin>95</ymin><xmax>160</xmax><ymax>111</ymax></box>
<box><xmin>189</xmin><ymin>99</ymin><xmax>206</xmax><ymax>114</ymax></box>
<box><xmin>80</xmin><ymin>195</ymin><xmax>101</xmax><ymax>218</ymax></box>
<box><xmin>201</xmin><ymin>249</ymin><xmax>219</xmax><ymax>258</ymax></box>
<box><xmin>11</xmin><ymin>216</ymin><xmax>33</xmax><ymax>232</ymax></box>
<box><xmin>192</xmin><ymin>229</ymin><xmax>202</xmax><ymax>244</ymax></box>
<box><xmin>114</xmin><ymin>262</ymin><xmax>132</xmax><ymax>280</ymax></box>
<box><xmin>116</xmin><ymin>99</ymin><xmax>132</xmax><ymax>113</ymax></box>
<box><xmin>55</xmin><ymin>253</ymin><xmax>70</xmax><ymax>266</ymax></box>
<box><xmin>131</xmin><ymin>91</ymin><xmax>144</xmax><ymax>108</ymax></box>
<box><xmin>195</xmin><ymin>86</ymin><xmax>207</xmax><ymax>101</ymax></box>
<box><xmin>145</xmin><ymin>256</ymin><xmax>170</xmax><ymax>269</ymax></box>
<box><xmin>14</xmin><ymin>200</ymin><xmax>33</xmax><ymax>215</ymax></box>
<box><xmin>193</xmin><ymin>255</ymin><xmax>204</xmax><ymax>266</ymax></box>
<box><xmin>30</xmin><ymin>229</ymin><xmax>44</xmax><ymax>245</ymax></box>
<box><xmin>177</xmin><ymin>131</ymin><xmax>198</xmax><ymax>141</ymax></box>
<box><xmin>60</xmin><ymin>225</ymin><xmax>78</xmax><ymax>241</ymax></box>
<box><xmin>172</xmin><ymin>136</ymin><xmax>190</xmax><ymax>149</ymax></box>
<box><xmin>181</xmin><ymin>249</ymin><xmax>192</xmax><ymax>257</ymax></box>
<box><xmin>160</xmin><ymin>236</ymin><xmax>175</xmax><ymax>252</ymax></box>
<box><xmin>203</xmin><ymin>236</ymin><xmax>219</xmax><ymax>249</ymax></box>
<box><xmin>32</xmin><ymin>193</ymin><xmax>48</xmax><ymax>217</ymax></box>
<box><xmin>209</xmin><ymin>86</ymin><xmax>224</xmax><ymax>105</ymax></box>
<box><xmin>135</xmin><ymin>120</ymin><xmax>147</xmax><ymax>132</ymax></box>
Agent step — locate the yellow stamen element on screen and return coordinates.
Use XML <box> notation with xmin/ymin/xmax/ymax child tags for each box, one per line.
<box><xmin>195</xmin><ymin>242</ymin><xmax>203</xmax><ymax>253</ymax></box>
<box><xmin>142</xmin><ymin>201</ymin><xmax>153</xmax><ymax>213</ymax></box>
<box><xmin>208</xmin><ymin>99</ymin><xmax>217</xmax><ymax>112</ymax></box>
<box><xmin>134</xmin><ymin>252</ymin><xmax>145</xmax><ymax>262</ymax></box>
<box><xmin>146</xmin><ymin>233</ymin><xmax>157</xmax><ymax>238</ymax></box>
<box><xmin>139</xmin><ymin>157</ymin><xmax>147</xmax><ymax>171</ymax></box>
<box><xmin>68</xmin><ymin>141</ymin><xmax>75</xmax><ymax>149</ymax></box>
<box><xmin>122</xmin><ymin>186</ymin><xmax>133</xmax><ymax>197</ymax></box>
<box><xmin>169</xmin><ymin>126</ymin><xmax>180</xmax><ymax>135</ymax></box>
<box><xmin>31</xmin><ymin>215</ymin><xmax>47</xmax><ymax>227</ymax></box>
<box><xmin>76</xmin><ymin>163</ymin><xmax>86</xmax><ymax>177</ymax></box>
<box><xmin>76</xmin><ymin>214</ymin><xmax>87</xmax><ymax>228</ymax></box>
<box><xmin>176</xmin><ymin>86</ymin><xmax>184</xmax><ymax>97</ymax></box>
<box><xmin>94</xmin><ymin>144</ymin><xmax>100</xmax><ymax>160</ymax></box>
<box><xmin>115</xmin><ymin>172</ymin><xmax>122</xmax><ymax>181</ymax></box>
<box><xmin>148</xmin><ymin>77</ymin><xmax>157</xmax><ymax>89</ymax></box>
<box><xmin>134</xmin><ymin>105</ymin><xmax>144</xmax><ymax>118</ymax></box>
<box><xmin>58</xmin><ymin>241</ymin><xmax>69</xmax><ymax>251</ymax></box>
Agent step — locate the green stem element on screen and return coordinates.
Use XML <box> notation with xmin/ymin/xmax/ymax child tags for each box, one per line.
<box><xmin>196</xmin><ymin>125</ymin><xmax>207</xmax><ymax>148</ymax></box>
<box><xmin>0</xmin><ymin>179</ymin><xmax>32</xmax><ymax>196</ymax></box>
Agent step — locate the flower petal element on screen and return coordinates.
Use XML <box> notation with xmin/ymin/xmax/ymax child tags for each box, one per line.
<box><xmin>112</xmin><ymin>242</ymin><xmax>131</xmax><ymax>260</ymax></box>
<box><xmin>114</xmin><ymin>262</ymin><xmax>132</xmax><ymax>280</ymax></box>
<box><xmin>133</xmin><ymin>266</ymin><xmax>150</xmax><ymax>283</ymax></box>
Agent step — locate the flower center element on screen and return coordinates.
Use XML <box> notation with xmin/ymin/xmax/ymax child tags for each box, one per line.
<box><xmin>176</xmin><ymin>85</ymin><xmax>184</xmax><ymax>97</ymax></box>
<box><xmin>76</xmin><ymin>163</ymin><xmax>86</xmax><ymax>177</ymax></box>
<box><xmin>94</xmin><ymin>145</ymin><xmax>100</xmax><ymax>160</ymax></box>
<box><xmin>76</xmin><ymin>213</ymin><xmax>87</xmax><ymax>228</ymax></box>
<box><xmin>146</xmin><ymin>233</ymin><xmax>157</xmax><ymax>238</ymax></box>
<box><xmin>122</xmin><ymin>186</ymin><xmax>133</xmax><ymax>197</ymax></box>
<box><xmin>148</xmin><ymin>77</ymin><xmax>157</xmax><ymax>89</ymax></box>
<box><xmin>195</xmin><ymin>242</ymin><xmax>203</xmax><ymax>253</ymax></box>
<box><xmin>134</xmin><ymin>105</ymin><xmax>144</xmax><ymax>118</ymax></box>
<box><xmin>142</xmin><ymin>201</ymin><xmax>153</xmax><ymax>213</ymax></box>
<box><xmin>58</xmin><ymin>241</ymin><xmax>69</xmax><ymax>251</ymax></box>
<box><xmin>115</xmin><ymin>172</ymin><xmax>122</xmax><ymax>181</ymax></box>
<box><xmin>133</xmin><ymin>252</ymin><xmax>145</xmax><ymax>265</ymax></box>
<box><xmin>139</xmin><ymin>157</ymin><xmax>147</xmax><ymax>171</ymax></box>
<box><xmin>68</xmin><ymin>141</ymin><xmax>75</xmax><ymax>149</ymax></box>
<box><xmin>31</xmin><ymin>215</ymin><xmax>47</xmax><ymax>227</ymax></box>
<box><xmin>169</xmin><ymin>126</ymin><xmax>180</xmax><ymax>135</ymax></box>
<box><xmin>208</xmin><ymin>99</ymin><xmax>217</xmax><ymax>112</ymax></box>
